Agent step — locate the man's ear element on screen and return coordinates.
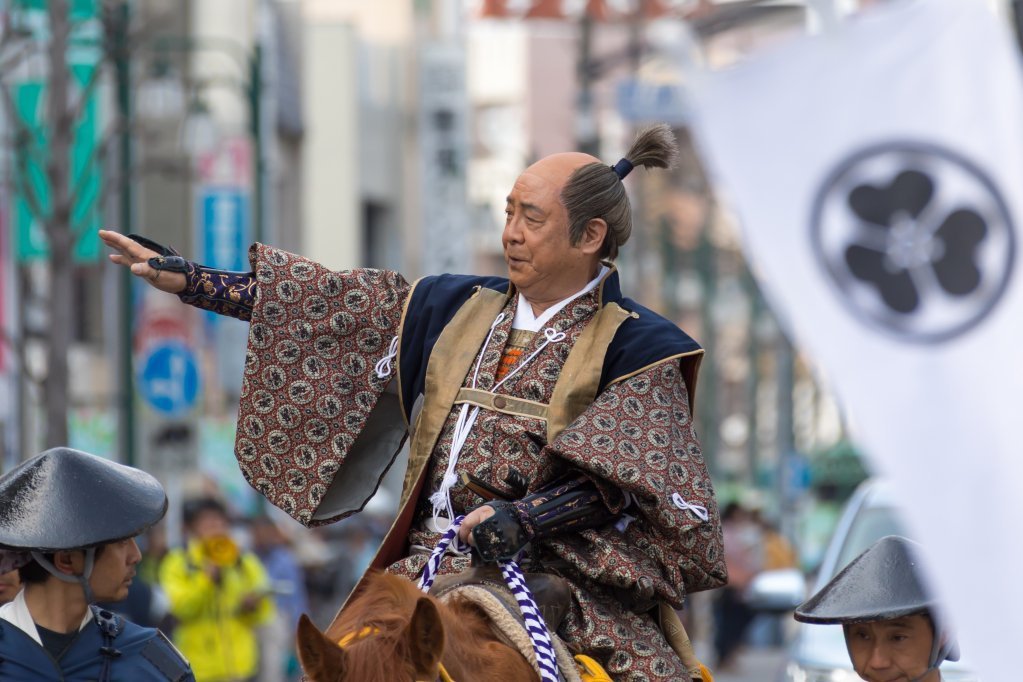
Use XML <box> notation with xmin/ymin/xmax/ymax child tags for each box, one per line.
<box><xmin>579</xmin><ymin>218</ymin><xmax>608</xmax><ymax>256</ymax></box>
<box><xmin>52</xmin><ymin>550</ymin><xmax>83</xmax><ymax>576</ymax></box>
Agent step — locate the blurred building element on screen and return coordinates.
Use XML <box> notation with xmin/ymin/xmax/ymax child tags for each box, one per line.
<box><xmin>0</xmin><ymin>0</ymin><xmax>425</xmax><ymax>521</ymax></box>
<box><xmin>0</xmin><ymin>0</ymin><xmax>855</xmax><ymax>526</ymax></box>
<box><xmin>7</xmin><ymin>0</ymin><xmax>1016</xmax><ymax>546</ymax></box>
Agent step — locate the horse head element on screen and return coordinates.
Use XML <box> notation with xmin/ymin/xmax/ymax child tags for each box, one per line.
<box><xmin>296</xmin><ymin>571</ymin><xmax>539</xmax><ymax>682</ymax></box>
<box><xmin>297</xmin><ymin>598</ymin><xmax>445</xmax><ymax>681</ymax></box>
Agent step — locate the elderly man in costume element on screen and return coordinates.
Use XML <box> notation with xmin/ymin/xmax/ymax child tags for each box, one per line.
<box><xmin>0</xmin><ymin>447</ymin><xmax>194</xmax><ymax>681</ymax></box>
<box><xmin>795</xmin><ymin>535</ymin><xmax>959</xmax><ymax>682</ymax></box>
<box><xmin>100</xmin><ymin>124</ymin><xmax>726</xmax><ymax>680</ymax></box>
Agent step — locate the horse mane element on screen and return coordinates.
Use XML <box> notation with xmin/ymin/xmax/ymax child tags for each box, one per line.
<box><xmin>325</xmin><ymin>571</ymin><xmax>427</xmax><ymax>680</ymax></box>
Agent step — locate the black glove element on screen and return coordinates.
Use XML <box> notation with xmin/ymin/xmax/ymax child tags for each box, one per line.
<box><xmin>471</xmin><ymin>474</ymin><xmax>618</xmax><ymax>562</ymax></box>
<box><xmin>126</xmin><ymin>234</ymin><xmax>189</xmax><ymax>273</ymax></box>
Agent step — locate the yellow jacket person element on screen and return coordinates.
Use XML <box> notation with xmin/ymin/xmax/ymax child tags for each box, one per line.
<box><xmin>160</xmin><ymin>498</ymin><xmax>274</xmax><ymax>681</ymax></box>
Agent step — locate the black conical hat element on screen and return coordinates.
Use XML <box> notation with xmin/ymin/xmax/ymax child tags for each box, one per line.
<box><xmin>795</xmin><ymin>535</ymin><xmax>933</xmax><ymax>624</ymax></box>
<box><xmin>0</xmin><ymin>447</ymin><xmax>167</xmax><ymax>552</ymax></box>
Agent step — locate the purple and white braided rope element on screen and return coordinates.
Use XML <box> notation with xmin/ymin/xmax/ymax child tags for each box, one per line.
<box><xmin>416</xmin><ymin>515</ymin><xmax>561</xmax><ymax>682</ymax></box>
<box><xmin>417</xmin><ymin>514</ymin><xmax>469</xmax><ymax>592</ymax></box>
<box><xmin>499</xmin><ymin>556</ymin><xmax>561</xmax><ymax>682</ymax></box>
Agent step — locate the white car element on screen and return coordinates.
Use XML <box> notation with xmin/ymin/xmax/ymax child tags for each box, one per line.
<box><xmin>772</xmin><ymin>479</ymin><xmax>979</xmax><ymax>682</ymax></box>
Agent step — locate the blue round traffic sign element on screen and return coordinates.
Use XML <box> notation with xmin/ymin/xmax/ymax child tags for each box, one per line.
<box><xmin>138</xmin><ymin>341</ymin><xmax>201</xmax><ymax>416</ymax></box>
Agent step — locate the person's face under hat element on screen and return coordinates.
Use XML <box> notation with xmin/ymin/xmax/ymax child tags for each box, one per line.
<box><xmin>93</xmin><ymin>539</ymin><xmax>142</xmax><ymax>603</ymax></box>
<box><xmin>60</xmin><ymin>538</ymin><xmax>142</xmax><ymax>603</ymax></box>
<box><xmin>845</xmin><ymin>614</ymin><xmax>940</xmax><ymax>682</ymax></box>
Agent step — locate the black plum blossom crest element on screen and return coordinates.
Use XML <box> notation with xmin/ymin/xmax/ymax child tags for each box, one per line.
<box><xmin>812</xmin><ymin>142</ymin><xmax>1016</xmax><ymax>343</ymax></box>
<box><xmin>843</xmin><ymin>169</ymin><xmax>986</xmax><ymax>314</ymax></box>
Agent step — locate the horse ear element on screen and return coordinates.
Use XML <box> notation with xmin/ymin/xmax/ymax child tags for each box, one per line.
<box><xmin>407</xmin><ymin>596</ymin><xmax>445</xmax><ymax>678</ymax></box>
<box><xmin>296</xmin><ymin>613</ymin><xmax>348</xmax><ymax>681</ymax></box>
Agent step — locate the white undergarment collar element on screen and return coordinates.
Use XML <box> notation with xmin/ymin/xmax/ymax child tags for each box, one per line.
<box><xmin>512</xmin><ymin>265</ymin><xmax>610</xmax><ymax>332</ymax></box>
<box><xmin>0</xmin><ymin>589</ymin><xmax>92</xmax><ymax>646</ymax></box>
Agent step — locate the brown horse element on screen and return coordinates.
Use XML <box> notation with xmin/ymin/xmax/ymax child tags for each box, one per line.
<box><xmin>296</xmin><ymin>571</ymin><xmax>541</xmax><ymax>682</ymax></box>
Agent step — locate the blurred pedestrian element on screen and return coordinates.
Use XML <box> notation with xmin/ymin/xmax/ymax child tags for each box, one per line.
<box><xmin>0</xmin><ymin>568</ymin><xmax>21</xmax><ymax>604</ymax></box>
<box><xmin>756</xmin><ymin>513</ymin><xmax>797</xmax><ymax>572</ymax></box>
<box><xmin>795</xmin><ymin>535</ymin><xmax>958</xmax><ymax>682</ymax></box>
<box><xmin>160</xmin><ymin>497</ymin><xmax>274</xmax><ymax>682</ymax></box>
<box><xmin>0</xmin><ymin>447</ymin><xmax>193</xmax><ymax>680</ymax></box>
<box><xmin>250</xmin><ymin>515</ymin><xmax>308</xmax><ymax>681</ymax></box>
<box><xmin>334</xmin><ymin>517</ymin><xmax>380</xmax><ymax>599</ymax></box>
<box><xmin>749</xmin><ymin>511</ymin><xmax>798</xmax><ymax>647</ymax></box>
<box><xmin>714</xmin><ymin>501</ymin><xmax>763</xmax><ymax>670</ymax></box>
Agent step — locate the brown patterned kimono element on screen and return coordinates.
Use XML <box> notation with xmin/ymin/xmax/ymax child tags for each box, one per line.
<box><xmin>186</xmin><ymin>244</ymin><xmax>726</xmax><ymax>681</ymax></box>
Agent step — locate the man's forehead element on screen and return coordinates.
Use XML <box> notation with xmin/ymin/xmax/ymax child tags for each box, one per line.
<box><xmin>508</xmin><ymin>171</ymin><xmax>556</xmax><ymax>205</ymax></box>
<box><xmin>509</xmin><ymin>152</ymin><xmax>601</xmax><ymax>204</ymax></box>
<box><xmin>853</xmin><ymin>616</ymin><xmax>924</xmax><ymax>629</ymax></box>
<box><xmin>527</xmin><ymin>152</ymin><xmax>599</xmax><ymax>183</ymax></box>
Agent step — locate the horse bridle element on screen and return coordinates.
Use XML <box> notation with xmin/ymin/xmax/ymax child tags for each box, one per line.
<box><xmin>336</xmin><ymin>626</ymin><xmax>456</xmax><ymax>682</ymax></box>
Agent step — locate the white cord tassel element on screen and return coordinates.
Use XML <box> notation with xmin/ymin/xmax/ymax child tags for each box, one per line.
<box><xmin>374</xmin><ymin>335</ymin><xmax>400</xmax><ymax>379</ymax></box>
<box><xmin>429</xmin><ymin>313</ymin><xmax>505</xmax><ymax>531</ymax></box>
<box><xmin>428</xmin><ymin>320</ymin><xmax>566</xmax><ymax>532</ymax></box>
<box><xmin>428</xmin><ymin>403</ymin><xmax>481</xmax><ymax>528</ymax></box>
<box><xmin>672</xmin><ymin>492</ymin><xmax>709</xmax><ymax>522</ymax></box>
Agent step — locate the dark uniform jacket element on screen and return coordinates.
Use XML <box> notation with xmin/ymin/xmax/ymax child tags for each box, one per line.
<box><xmin>0</xmin><ymin>606</ymin><xmax>193</xmax><ymax>681</ymax></box>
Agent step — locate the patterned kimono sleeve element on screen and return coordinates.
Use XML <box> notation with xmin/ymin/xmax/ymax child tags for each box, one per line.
<box><xmin>543</xmin><ymin>361</ymin><xmax>727</xmax><ymax>610</ymax></box>
<box><xmin>235</xmin><ymin>244</ymin><xmax>412</xmax><ymax>526</ymax></box>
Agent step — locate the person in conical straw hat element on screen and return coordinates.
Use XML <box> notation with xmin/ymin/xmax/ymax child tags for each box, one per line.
<box><xmin>795</xmin><ymin>535</ymin><xmax>959</xmax><ymax>682</ymax></box>
<box><xmin>0</xmin><ymin>447</ymin><xmax>194</xmax><ymax>681</ymax></box>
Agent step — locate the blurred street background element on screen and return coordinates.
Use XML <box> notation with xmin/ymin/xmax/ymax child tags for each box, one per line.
<box><xmin>0</xmin><ymin>0</ymin><xmax>1009</xmax><ymax>680</ymax></box>
<box><xmin>716</xmin><ymin>649</ymin><xmax>788</xmax><ymax>682</ymax></box>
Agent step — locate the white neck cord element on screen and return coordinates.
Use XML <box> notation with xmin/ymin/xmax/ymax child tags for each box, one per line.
<box><xmin>428</xmin><ymin>321</ymin><xmax>566</xmax><ymax>531</ymax></box>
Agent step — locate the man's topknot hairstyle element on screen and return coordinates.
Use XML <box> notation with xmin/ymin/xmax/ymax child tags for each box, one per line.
<box><xmin>560</xmin><ymin>124</ymin><xmax>679</xmax><ymax>260</ymax></box>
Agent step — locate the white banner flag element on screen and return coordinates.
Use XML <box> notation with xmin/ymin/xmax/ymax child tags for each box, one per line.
<box><xmin>694</xmin><ymin>0</ymin><xmax>1023</xmax><ymax>675</ymax></box>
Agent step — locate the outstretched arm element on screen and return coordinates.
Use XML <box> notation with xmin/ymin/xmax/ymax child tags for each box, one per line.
<box><xmin>99</xmin><ymin>229</ymin><xmax>187</xmax><ymax>294</ymax></box>
<box><xmin>101</xmin><ymin>229</ymin><xmax>256</xmax><ymax>320</ymax></box>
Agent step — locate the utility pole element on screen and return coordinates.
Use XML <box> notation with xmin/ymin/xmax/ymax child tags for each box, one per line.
<box><xmin>575</xmin><ymin>13</ymin><xmax>599</xmax><ymax>156</ymax></box>
<box><xmin>42</xmin><ymin>1</ymin><xmax>73</xmax><ymax>449</ymax></box>
<box><xmin>744</xmin><ymin>270</ymin><xmax>762</xmax><ymax>482</ymax></box>
<box><xmin>250</xmin><ymin>42</ymin><xmax>265</xmax><ymax>244</ymax></box>
<box><xmin>696</xmin><ymin>225</ymin><xmax>719</xmax><ymax>478</ymax></box>
<box><xmin>113</xmin><ymin>1</ymin><xmax>135</xmax><ymax>466</ymax></box>
<box><xmin>776</xmin><ymin>334</ymin><xmax>796</xmax><ymax>541</ymax></box>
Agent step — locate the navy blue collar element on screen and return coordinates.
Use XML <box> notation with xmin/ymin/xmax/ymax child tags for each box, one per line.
<box><xmin>398</xmin><ymin>266</ymin><xmax>701</xmax><ymax>423</ymax></box>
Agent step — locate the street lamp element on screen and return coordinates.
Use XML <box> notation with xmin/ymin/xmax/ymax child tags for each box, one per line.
<box><xmin>136</xmin><ymin>61</ymin><xmax>185</xmax><ymax>121</ymax></box>
<box><xmin>144</xmin><ymin>35</ymin><xmax>266</xmax><ymax>244</ymax></box>
<box><xmin>179</xmin><ymin>97</ymin><xmax>219</xmax><ymax>157</ymax></box>
<box><xmin>136</xmin><ymin>62</ymin><xmax>222</xmax><ymax>158</ymax></box>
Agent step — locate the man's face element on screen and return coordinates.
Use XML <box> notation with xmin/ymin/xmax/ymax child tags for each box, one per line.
<box><xmin>502</xmin><ymin>153</ymin><xmax>602</xmax><ymax>308</ymax></box>
<box><xmin>87</xmin><ymin>538</ymin><xmax>142</xmax><ymax>603</ymax></box>
<box><xmin>845</xmin><ymin>615</ymin><xmax>940</xmax><ymax>682</ymax></box>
